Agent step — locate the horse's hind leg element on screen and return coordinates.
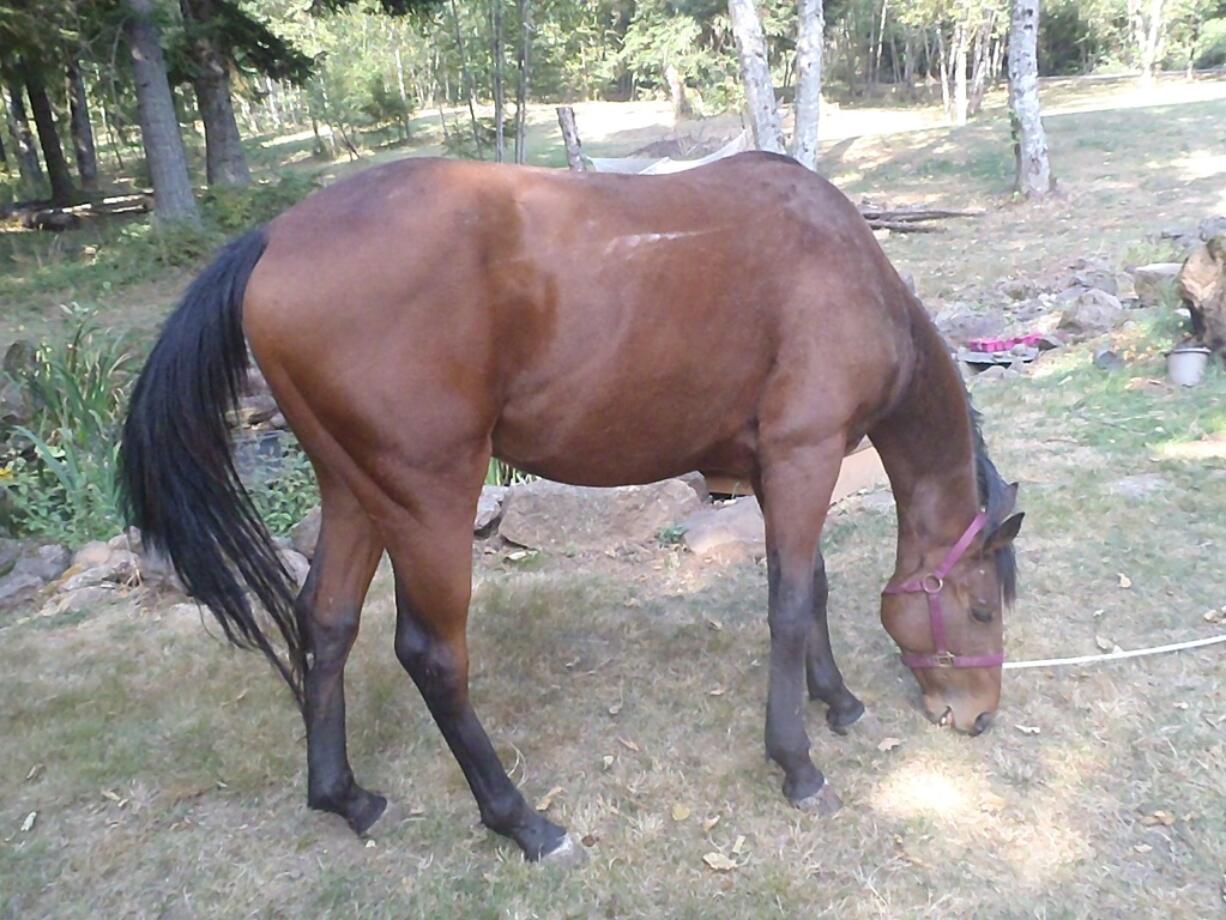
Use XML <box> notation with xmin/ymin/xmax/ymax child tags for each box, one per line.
<box><xmin>300</xmin><ymin>477</ymin><xmax>387</xmax><ymax>834</ymax></box>
<box><xmin>381</xmin><ymin>463</ymin><xmax>577</xmax><ymax>863</ymax></box>
<box><xmin>804</xmin><ymin>556</ymin><xmax>866</xmax><ymax>733</ymax></box>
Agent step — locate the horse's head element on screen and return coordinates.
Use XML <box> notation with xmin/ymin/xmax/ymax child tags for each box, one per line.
<box><xmin>880</xmin><ymin>486</ymin><xmax>1023</xmax><ymax>735</ymax></box>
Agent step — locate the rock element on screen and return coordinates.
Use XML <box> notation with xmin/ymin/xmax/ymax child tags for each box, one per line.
<box><xmin>1177</xmin><ymin>236</ymin><xmax>1226</xmax><ymax>351</ymax></box>
<box><xmin>0</xmin><ymin>377</ymin><xmax>33</xmax><ymax>428</ymax></box>
<box><xmin>1199</xmin><ymin>216</ymin><xmax>1226</xmax><ymax>240</ymax></box>
<box><xmin>1057</xmin><ymin>289</ymin><xmax>1124</xmax><ymax>340</ymax></box>
<box><xmin>1093</xmin><ymin>348</ymin><xmax>1124</xmax><ymax>370</ymax></box>
<box><xmin>0</xmin><ymin>570</ymin><xmax>46</xmax><ymax>608</ymax></box>
<box><xmin>60</xmin><ymin>550</ymin><xmax>139</xmax><ymax>592</ymax></box>
<box><xmin>0</xmin><ymin>541</ymin><xmax>71</xmax><ymax>608</ymax></box>
<box><xmin>108</xmin><ymin>529</ymin><xmax>141</xmax><ymax>552</ymax></box>
<box><xmin>969</xmin><ymin>364</ymin><xmax>1019</xmax><ymax>384</ymax></box>
<box><xmin>1063</xmin><ymin>257</ymin><xmax>1120</xmax><ymax>296</ymax></box>
<box><xmin>291</xmin><ymin>506</ymin><xmax>322</xmax><ymax>558</ymax></box>
<box><xmin>679</xmin><ymin>497</ymin><xmax>765</xmax><ymax>558</ymax></box>
<box><xmin>678</xmin><ymin>471</ymin><xmax>710</xmax><ymax>504</ymax></box>
<box><xmin>24</xmin><ymin>543</ymin><xmax>71</xmax><ymax>582</ymax></box>
<box><xmin>2</xmin><ymin>340</ymin><xmax>36</xmax><ymax>379</ymax></box>
<box><xmin>43</xmin><ymin>585</ymin><xmax>117</xmax><ymax>617</ymax></box>
<box><xmin>137</xmin><ymin>547</ymin><xmax>184</xmax><ymax>593</ymax></box>
<box><xmin>1130</xmin><ymin>262</ymin><xmax>1182</xmax><ymax>307</ymax></box>
<box><xmin>73</xmin><ymin>541</ymin><xmax>114</xmax><ymax>568</ymax></box>
<box><xmin>474</xmin><ymin>485</ymin><xmax>509</xmax><ymax>533</ymax></box>
<box><xmin>499</xmin><ymin>479</ymin><xmax>702</xmax><ymax>553</ymax></box>
<box><xmin>999</xmin><ymin>278</ymin><xmax>1037</xmax><ymax>301</ymax></box>
<box><xmin>0</xmin><ymin>538</ymin><xmax>22</xmax><ymax>576</ymax></box>
<box><xmin>278</xmin><ymin>548</ymin><xmax>311</xmax><ymax>587</ymax></box>
<box><xmin>933</xmin><ymin>303</ymin><xmax>1008</xmax><ymax>346</ymax></box>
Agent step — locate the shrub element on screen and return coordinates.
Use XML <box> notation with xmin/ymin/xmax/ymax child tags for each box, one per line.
<box><xmin>202</xmin><ymin>174</ymin><xmax>320</xmax><ymax>234</ymax></box>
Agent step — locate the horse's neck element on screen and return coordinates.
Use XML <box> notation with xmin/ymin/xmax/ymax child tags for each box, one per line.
<box><xmin>869</xmin><ymin>314</ymin><xmax>980</xmax><ymax>572</ymax></box>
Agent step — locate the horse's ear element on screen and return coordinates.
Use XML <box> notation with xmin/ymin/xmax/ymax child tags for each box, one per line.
<box><xmin>994</xmin><ymin>481</ymin><xmax>1019</xmax><ymax>521</ymax></box>
<box><xmin>985</xmin><ymin>512</ymin><xmax>1024</xmax><ymax>552</ymax></box>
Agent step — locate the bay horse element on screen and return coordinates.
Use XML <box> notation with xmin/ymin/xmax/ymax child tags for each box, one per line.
<box><xmin>120</xmin><ymin>152</ymin><xmax>1021</xmax><ymax>864</ymax></box>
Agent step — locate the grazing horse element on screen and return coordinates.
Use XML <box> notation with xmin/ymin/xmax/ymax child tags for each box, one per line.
<box><xmin>120</xmin><ymin>152</ymin><xmax>1022</xmax><ymax>863</ymax></box>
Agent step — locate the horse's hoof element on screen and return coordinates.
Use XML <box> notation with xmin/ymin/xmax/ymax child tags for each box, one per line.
<box><xmin>539</xmin><ymin>833</ymin><xmax>588</xmax><ymax>868</ymax></box>
<box><xmin>827</xmin><ymin>699</ymin><xmax>867</xmax><ymax>735</ymax></box>
<box><xmin>350</xmin><ymin>792</ymin><xmax>389</xmax><ymax>836</ymax></box>
<box><xmin>792</xmin><ymin>782</ymin><xmax>842</xmax><ymax>817</ymax></box>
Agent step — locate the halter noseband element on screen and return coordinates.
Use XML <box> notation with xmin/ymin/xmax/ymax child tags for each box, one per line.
<box><xmin>883</xmin><ymin>510</ymin><xmax>1004</xmax><ymax>670</ymax></box>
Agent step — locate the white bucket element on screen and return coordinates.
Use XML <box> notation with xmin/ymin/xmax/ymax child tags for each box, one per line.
<box><xmin>1166</xmin><ymin>346</ymin><xmax>1211</xmax><ymax>387</ymax></box>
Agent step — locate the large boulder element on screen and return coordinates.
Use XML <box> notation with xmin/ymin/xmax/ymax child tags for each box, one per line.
<box><xmin>474</xmin><ymin>485</ymin><xmax>509</xmax><ymax>533</ymax></box>
<box><xmin>1057</xmin><ymin>288</ymin><xmax>1125</xmax><ymax>340</ymax></box>
<box><xmin>0</xmin><ymin>540</ymin><xmax>71</xmax><ymax>609</ymax></box>
<box><xmin>679</xmin><ymin>497</ymin><xmax>765</xmax><ymax>559</ymax></box>
<box><xmin>1130</xmin><ymin>262</ymin><xmax>1182</xmax><ymax>307</ymax></box>
<box><xmin>499</xmin><ymin>479</ymin><xmax>702</xmax><ymax>553</ymax></box>
<box><xmin>933</xmin><ymin>302</ymin><xmax>1008</xmax><ymax>346</ymax></box>
<box><xmin>1178</xmin><ymin>236</ymin><xmax>1226</xmax><ymax>352</ymax></box>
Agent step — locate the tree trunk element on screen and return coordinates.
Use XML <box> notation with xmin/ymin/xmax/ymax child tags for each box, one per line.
<box><xmin>491</xmin><ymin>0</ymin><xmax>506</xmax><ymax>162</ymax></box>
<box><xmin>902</xmin><ymin>28</ymin><xmax>917</xmax><ymax>94</ymax></box>
<box><xmin>1131</xmin><ymin>0</ymin><xmax>1166</xmax><ymax>86</ymax></box>
<box><xmin>871</xmin><ymin>0</ymin><xmax>888</xmax><ymax>86</ymax></box>
<box><xmin>450</xmin><ymin>0</ymin><xmax>484</xmax><ymax>158</ymax></box>
<box><xmin>123</xmin><ymin>0</ymin><xmax>200</xmax><ymax>223</ymax></box>
<box><xmin>790</xmin><ymin>0</ymin><xmax>823</xmax><ymax>170</ymax></box>
<box><xmin>24</xmin><ymin>69</ymin><xmax>75</xmax><ymax>206</ymax></box>
<box><xmin>394</xmin><ymin>45</ymin><xmax>411</xmax><ymax>139</ymax></box>
<box><xmin>5</xmin><ymin>80</ymin><xmax>43</xmax><ymax>193</ymax></box>
<box><xmin>66</xmin><ymin>54</ymin><xmax>99</xmax><ymax>191</ymax></box>
<box><xmin>264</xmin><ymin>75</ymin><xmax>283</xmax><ymax>129</ymax></box>
<box><xmin>665</xmin><ymin>64</ymin><xmax>692</xmax><ymax>124</ymax></box>
<box><xmin>513</xmin><ymin>0</ymin><xmax>530</xmax><ymax>163</ymax></box>
<box><xmin>181</xmin><ymin>0</ymin><xmax>251</xmax><ymax>187</ymax></box>
<box><xmin>968</xmin><ymin>13</ymin><xmax>994</xmax><ymax>116</ymax></box>
<box><xmin>1008</xmin><ymin>0</ymin><xmax>1052</xmax><ymax>198</ymax></box>
<box><xmin>556</xmin><ymin>105</ymin><xmax>584</xmax><ymax>171</ymax></box>
<box><xmin>936</xmin><ymin>28</ymin><xmax>951</xmax><ymax>122</ymax></box>
<box><xmin>952</xmin><ymin>21</ymin><xmax>968</xmax><ymax>125</ymax></box>
<box><xmin>727</xmin><ymin>0</ymin><xmax>784</xmax><ymax>153</ymax></box>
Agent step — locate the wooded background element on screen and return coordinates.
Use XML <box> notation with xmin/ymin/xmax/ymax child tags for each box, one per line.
<box><xmin>2</xmin><ymin>0</ymin><xmax>1225</xmax><ymax>219</ymax></box>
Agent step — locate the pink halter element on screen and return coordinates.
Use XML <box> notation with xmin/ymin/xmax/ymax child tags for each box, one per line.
<box><xmin>883</xmin><ymin>510</ymin><xmax>1004</xmax><ymax>670</ymax></box>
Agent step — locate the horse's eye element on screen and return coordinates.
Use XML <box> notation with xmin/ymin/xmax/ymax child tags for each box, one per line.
<box><xmin>971</xmin><ymin>606</ymin><xmax>994</xmax><ymax>623</ymax></box>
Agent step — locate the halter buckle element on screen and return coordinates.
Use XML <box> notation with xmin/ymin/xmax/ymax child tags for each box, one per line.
<box><xmin>933</xmin><ymin>650</ymin><xmax>957</xmax><ymax>668</ymax></box>
<box><xmin>920</xmin><ymin>574</ymin><xmax>944</xmax><ymax>595</ymax></box>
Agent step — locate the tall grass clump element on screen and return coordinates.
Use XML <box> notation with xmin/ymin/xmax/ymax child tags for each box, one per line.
<box><xmin>0</xmin><ymin>324</ymin><xmax>135</xmax><ymax>544</ymax></box>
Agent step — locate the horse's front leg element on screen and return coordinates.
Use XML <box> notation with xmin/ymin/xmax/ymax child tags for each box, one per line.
<box><xmin>757</xmin><ymin>440</ymin><xmax>845</xmax><ymax>812</ymax></box>
<box><xmin>804</xmin><ymin>554</ymin><xmax>866</xmax><ymax>734</ymax></box>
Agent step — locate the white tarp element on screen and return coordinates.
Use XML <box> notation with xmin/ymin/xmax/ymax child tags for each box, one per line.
<box><xmin>585</xmin><ymin>131</ymin><xmax>752</xmax><ymax>175</ymax></box>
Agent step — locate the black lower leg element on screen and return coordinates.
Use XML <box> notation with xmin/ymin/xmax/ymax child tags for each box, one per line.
<box><xmin>803</xmin><ymin>556</ymin><xmax>865</xmax><ymax>733</ymax></box>
<box><xmin>300</xmin><ymin>577</ymin><xmax>385</xmax><ymax>834</ymax></box>
<box><xmin>765</xmin><ymin>555</ymin><xmax>825</xmax><ymax>804</ymax></box>
<box><xmin>394</xmin><ymin>593</ymin><xmax>567</xmax><ymax>860</ymax></box>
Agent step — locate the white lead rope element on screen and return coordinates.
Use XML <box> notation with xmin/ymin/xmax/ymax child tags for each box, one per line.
<box><xmin>1003</xmin><ymin>633</ymin><xmax>1226</xmax><ymax>670</ymax></box>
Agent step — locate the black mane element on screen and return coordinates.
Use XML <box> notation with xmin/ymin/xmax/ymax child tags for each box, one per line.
<box><xmin>968</xmin><ymin>400</ymin><xmax>1018</xmax><ymax>606</ymax></box>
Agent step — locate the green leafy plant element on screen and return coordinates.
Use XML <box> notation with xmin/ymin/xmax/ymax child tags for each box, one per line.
<box><xmin>247</xmin><ymin>445</ymin><xmax>321</xmax><ymax>537</ymax></box>
<box><xmin>485</xmin><ymin>458</ymin><xmax>534</xmax><ymax>486</ymax></box>
<box><xmin>0</xmin><ymin>325</ymin><xmax>136</xmax><ymax>544</ymax></box>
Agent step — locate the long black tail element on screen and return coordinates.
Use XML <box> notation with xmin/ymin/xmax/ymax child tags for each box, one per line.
<box><xmin>119</xmin><ymin>227</ymin><xmax>305</xmax><ymax>709</ymax></box>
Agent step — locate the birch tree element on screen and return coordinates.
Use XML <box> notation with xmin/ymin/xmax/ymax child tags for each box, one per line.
<box><xmin>790</xmin><ymin>0</ymin><xmax>824</xmax><ymax>170</ymax></box>
<box><xmin>1129</xmin><ymin>0</ymin><xmax>1167</xmax><ymax>85</ymax></box>
<box><xmin>1008</xmin><ymin>0</ymin><xmax>1052</xmax><ymax>198</ymax></box>
<box><xmin>727</xmin><ymin>0</ymin><xmax>784</xmax><ymax>153</ymax></box>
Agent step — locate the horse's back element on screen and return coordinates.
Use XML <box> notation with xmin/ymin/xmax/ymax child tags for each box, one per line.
<box><xmin>243</xmin><ymin>154</ymin><xmax>914</xmax><ymax>485</ymax></box>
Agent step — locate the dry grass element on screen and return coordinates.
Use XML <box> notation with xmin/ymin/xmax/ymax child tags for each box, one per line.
<box><xmin>3</xmin><ymin>77</ymin><xmax>1226</xmax><ymax>918</ymax></box>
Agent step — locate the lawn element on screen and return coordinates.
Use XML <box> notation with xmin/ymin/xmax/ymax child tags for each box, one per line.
<box><xmin>1</xmin><ymin>75</ymin><xmax>1225</xmax><ymax>918</ymax></box>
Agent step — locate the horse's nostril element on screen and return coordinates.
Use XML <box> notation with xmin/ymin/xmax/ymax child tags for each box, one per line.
<box><xmin>972</xmin><ymin>712</ymin><xmax>994</xmax><ymax>735</ymax></box>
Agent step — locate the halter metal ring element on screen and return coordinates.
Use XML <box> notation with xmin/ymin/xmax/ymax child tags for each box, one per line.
<box><xmin>920</xmin><ymin>574</ymin><xmax>944</xmax><ymax>595</ymax></box>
